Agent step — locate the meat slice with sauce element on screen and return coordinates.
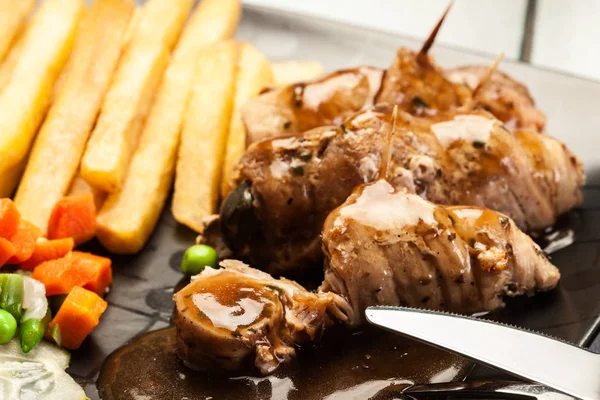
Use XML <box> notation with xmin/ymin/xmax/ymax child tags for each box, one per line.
<box><xmin>222</xmin><ymin>106</ymin><xmax>583</xmax><ymax>274</ymax></box>
<box><xmin>320</xmin><ymin>179</ymin><xmax>561</xmax><ymax>326</ymax></box>
<box><xmin>375</xmin><ymin>48</ymin><xmax>472</xmax><ymax>114</ymax></box>
<box><xmin>242</xmin><ymin>67</ymin><xmax>384</xmax><ymax>145</ymax></box>
<box><xmin>174</xmin><ymin>260</ymin><xmax>351</xmax><ymax>375</ymax></box>
<box><xmin>444</xmin><ymin>66</ymin><xmax>546</xmax><ymax>132</ymax></box>
<box><xmin>241</xmin><ymin>47</ymin><xmax>472</xmax><ymax>146</ymax></box>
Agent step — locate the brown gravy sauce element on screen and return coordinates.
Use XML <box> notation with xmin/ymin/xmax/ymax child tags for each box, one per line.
<box><xmin>98</xmin><ymin>325</ymin><xmax>471</xmax><ymax>400</ymax></box>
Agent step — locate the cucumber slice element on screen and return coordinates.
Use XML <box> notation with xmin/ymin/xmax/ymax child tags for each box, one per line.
<box><xmin>0</xmin><ymin>338</ymin><xmax>86</xmax><ymax>399</ymax></box>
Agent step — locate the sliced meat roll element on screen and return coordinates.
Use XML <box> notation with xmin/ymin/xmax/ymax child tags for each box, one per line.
<box><xmin>174</xmin><ymin>260</ymin><xmax>351</xmax><ymax>375</ymax></box>
<box><xmin>242</xmin><ymin>66</ymin><xmax>384</xmax><ymax>145</ymax></box>
<box><xmin>223</xmin><ymin>106</ymin><xmax>583</xmax><ymax>274</ymax></box>
<box><xmin>445</xmin><ymin>66</ymin><xmax>546</xmax><ymax>132</ymax></box>
<box><xmin>321</xmin><ymin>179</ymin><xmax>561</xmax><ymax>327</ymax></box>
<box><xmin>375</xmin><ymin>48</ymin><xmax>472</xmax><ymax>114</ymax></box>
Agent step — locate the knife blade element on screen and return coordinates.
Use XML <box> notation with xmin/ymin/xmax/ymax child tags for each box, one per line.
<box><xmin>365</xmin><ymin>306</ymin><xmax>600</xmax><ymax>400</ymax></box>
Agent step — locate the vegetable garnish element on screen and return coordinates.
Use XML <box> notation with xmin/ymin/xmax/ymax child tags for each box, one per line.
<box><xmin>0</xmin><ymin>310</ymin><xmax>16</xmax><ymax>344</ymax></box>
<box><xmin>0</xmin><ymin>274</ymin><xmax>24</xmax><ymax>321</ymax></box>
<box><xmin>0</xmin><ymin>199</ymin><xmax>20</xmax><ymax>239</ymax></box>
<box><xmin>32</xmin><ymin>251</ymin><xmax>113</xmax><ymax>296</ymax></box>
<box><xmin>20</xmin><ymin>308</ymin><xmax>51</xmax><ymax>353</ymax></box>
<box><xmin>0</xmin><ymin>337</ymin><xmax>86</xmax><ymax>399</ymax></box>
<box><xmin>180</xmin><ymin>244</ymin><xmax>218</xmax><ymax>275</ymax></box>
<box><xmin>20</xmin><ymin>276</ymin><xmax>50</xmax><ymax>353</ymax></box>
<box><xmin>19</xmin><ymin>237</ymin><xmax>74</xmax><ymax>271</ymax></box>
<box><xmin>6</xmin><ymin>220</ymin><xmax>42</xmax><ymax>264</ymax></box>
<box><xmin>47</xmin><ymin>286</ymin><xmax>107</xmax><ymax>350</ymax></box>
<box><xmin>0</xmin><ymin>238</ymin><xmax>15</xmax><ymax>266</ymax></box>
<box><xmin>47</xmin><ymin>193</ymin><xmax>97</xmax><ymax>246</ymax></box>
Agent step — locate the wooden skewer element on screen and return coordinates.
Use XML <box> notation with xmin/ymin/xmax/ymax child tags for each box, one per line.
<box><xmin>471</xmin><ymin>52</ymin><xmax>505</xmax><ymax>101</ymax></box>
<box><xmin>379</xmin><ymin>105</ymin><xmax>399</xmax><ymax>180</ymax></box>
<box><xmin>417</xmin><ymin>0</ymin><xmax>454</xmax><ymax>65</ymax></box>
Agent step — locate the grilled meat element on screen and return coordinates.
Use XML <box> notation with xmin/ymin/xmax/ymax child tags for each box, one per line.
<box><xmin>320</xmin><ymin>179</ymin><xmax>561</xmax><ymax>326</ymax></box>
<box><xmin>445</xmin><ymin>66</ymin><xmax>546</xmax><ymax>132</ymax></box>
<box><xmin>242</xmin><ymin>47</ymin><xmax>473</xmax><ymax>145</ymax></box>
<box><xmin>223</xmin><ymin>106</ymin><xmax>583</xmax><ymax>274</ymax></box>
<box><xmin>177</xmin><ymin>182</ymin><xmax>561</xmax><ymax>375</ymax></box>
<box><xmin>174</xmin><ymin>260</ymin><xmax>350</xmax><ymax>375</ymax></box>
<box><xmin>242</xmin><ymin>67</ymin><xmax>384</xmax><ymax>145</ymax></box>
<box><xmin>376</xmin><ymin>48</ymin><xmax>472</xmax><ymax>114</ymax></box>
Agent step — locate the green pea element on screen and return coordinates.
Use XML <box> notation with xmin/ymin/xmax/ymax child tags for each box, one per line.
<box><xmin>0</xmin><ymin>309</ymin><xmax>17</xmax><ymax>344</ymax></box>
<box><xmin>180</xmin><ymin>245</ymin><xmax>218</xmax><ymax>276</ymax></box>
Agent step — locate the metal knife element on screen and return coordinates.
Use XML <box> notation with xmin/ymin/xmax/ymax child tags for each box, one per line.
<box><xmin>365</xmin><ymin>306</ymin><xmax>600</xmax><ymax>400</ymax></box>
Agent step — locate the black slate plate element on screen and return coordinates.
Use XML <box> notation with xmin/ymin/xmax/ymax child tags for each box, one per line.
<box><xmin>67</xmin><ymin>5</ymin><xmax>600</xmax><ymax>399</ymax></box>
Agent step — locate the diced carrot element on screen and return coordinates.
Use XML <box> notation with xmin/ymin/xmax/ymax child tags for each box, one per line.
<box><xmin>32</xmin><ymin>254</ymin><xmax>86</xmax><ymax>296</ymax></box>
<box><xmin>48</xmin><ymin>193</ymin><xmax>97</xmax><ymax>246</ymax></box>
<box><xmin>7</xmin><ymin>220</ymin><xmax>42</xmax><ymax>264</ymax></box>
<box><xmin>0</xmin><ymin>238</ymin><xmax>16</xmax><ymax>266</ymax></box>
<box><xmin>20</xmin><ymin>238</ymin><xmax>75</xmax><ymax>271</ymax></box>
<box><xmin>47</xmin><ymin>286</ymin><xmax>107</xmax><ymax>349</ymax></box>
<box><xmin>71</xmin><ymin>251</ymin><xmax>112</xmax><ymax>296</ymax></box>
<box><xmin>31</xmin><ymin>251</ymin><xmax>112</xmax><ymax>296</ymax></box>
<box><xmin>0</xmin><ymin>199</ymin><xmax>20</xmax><ymax>239</ymax></box>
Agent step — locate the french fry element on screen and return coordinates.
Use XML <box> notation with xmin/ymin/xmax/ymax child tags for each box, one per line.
<box><xmin>221</xmin><ymin>43</ymin><xmax>274</xmax><ymax>197</ymax></box>
<box><xmin>80</xmin><ymin>0</ymin><xmax>193</xmax><ymax>193</ymax></box>
<box><xmin>14</xmin><ymin>0</ymin><xmax>134</xmax><ymax>234</ymax></box>
<box><xmin>0</xmin><ymin>161</ymin><xmax>26</xmax><ymax>198</ymax></box>
<box><xmin>273</xmin><ymin>61</ymin><xmax>325</xmax><ymax>87</ymax></box>
<box><xmin>174</xmin><ymin>0</ymin><xmax>240</xmax><ymax>57</ymax></box>
<box><xmin>171</xmin><ymin>41</ymin><xmax>238</xmax><ymax>232</ymax></box>
<box><xmin>0</xmin><ymin>0</ymin><xmax>83</xmax><ymax>196</ymax></box>
<box><xmin>0</xmin><ymin>31</ymin><xmax>24</xmax><ymax>92</ymax></box>
<box><xmin>0</xmin><ymin>0</ymin><xmax>34</xmax><ymax>64</ymax></box>
<box><xmin>127</xmin><ymin>0</ymin><xmax>192</xmax><ymax>50</ymax></box>
<box><xmin>97</xmin><ymin>0</ymin><xmax>241</xmax><ymax>253</ymax></box>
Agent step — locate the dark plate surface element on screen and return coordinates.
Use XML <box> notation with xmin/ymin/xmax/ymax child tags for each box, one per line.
<box><xmin>67</xmin><ymin>5</ymin><xmax>600</xmax><ymax>399</ymax></box>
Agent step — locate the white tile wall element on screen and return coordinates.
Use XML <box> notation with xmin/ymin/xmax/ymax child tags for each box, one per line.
<box><xmin>244</xmin><ymin>0</ymin><xmax>528</xmax><ymax>59</ymax></box>
<box><xmin>244</xmin><ymin>0</ymin><xmax>600</xmax><ymax>81</ymax></box>
<box><xmin>532</xmin><ymin>0</ymin><xmax>600</xmax><ymax>81</ymax></box>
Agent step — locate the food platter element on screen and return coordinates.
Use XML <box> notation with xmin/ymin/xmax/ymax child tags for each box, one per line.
<box><xmin>55</xmin><ymin>4</ymin><xmax>600</xmax><ymax>399</ymax></box>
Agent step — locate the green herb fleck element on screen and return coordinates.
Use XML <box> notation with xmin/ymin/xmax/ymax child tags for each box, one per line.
<box><xmin>291</xmin><ymin>166</ymin><xmax>304</xmax><ymax>176</ymax></box>
<box><xmin>266</xmin><ymin>285</ymin><xmax>283</xmax><ymax>293</ymax></box>
<box><xmin>299</xmin><ymin>152</ymin><xmax>312</xmax><ymax>161</ymax></box>
<box><xmin>412</xmin><ymin>96</ymin><xmax>429</xmax><ymax>108</ymax></box>
<box><xmin>232</xmin><ymin>330</ymin><xmax>243</xmax><ymax>338</ymax></box>
<box><xmin>340</xmin><ymin>124</ymin><xmax>348</xmax><ymax>134</ymax></box>
<box><xmin>473</xmin><ymin>141</ymin><xmax>485</xmax><ymax>149</ymax></box>
<box><xmin>448</xmin><ymin>215</ymin><xmax>455</xmax><ymax>224</ymax></box>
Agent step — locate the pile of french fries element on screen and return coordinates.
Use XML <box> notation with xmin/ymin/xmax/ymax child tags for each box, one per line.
<box><xmin>0</xmin><ymin>0</ymin><xmax>324</xmax><ymax>255</ymax></box>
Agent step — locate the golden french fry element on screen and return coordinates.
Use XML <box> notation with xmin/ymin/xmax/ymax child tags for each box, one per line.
<box><xmin>0</xmin><ymin>0</ymin><xmax>83</xmax><ymax>196</ymax></box>
<box><xmin>80</xmin><ymin>0</ymin><xmax>193</xmax><ymax>193</ymax></box>
<box><xmin>96</xmin><ymin>0</ymin><xmax>240</xmax><ymax>253</ymax></box>
<box><xmin>0</xmin><ymin>161</ymin><xmax>26</xmax><ymax>198</ymax></box>
<box><xmin>174</xmin><ymin>0</ymin><xmax>240</xmax><ymax>57</ymax></box>
<box><xmin>128</xmin><ymin>0</ymin><xmax>192</xmax><ymax>50</ymax></box>
<box><xmin>171</xmin><ymin>41</ymin><xmax>238</xmax><ymax>232</ymax></box>
<box><xmin>0</xmin><ymin>31</ymin><xmax>24</xmax><ymax>92</ymax></box>
<box><xmin>273</xmin><ymin>60</ymin><xmax>325</xmax><ymax>87</ymax></box>
<box><xmin>221</xmin><ymin>43</ymin><xmax>274</xmax><ymax>197</ymax></box>
<box><xmin>14</xmin><ymin>0</ymin><xmax>134</xmax><ymax>233</ymax></box>
<box><xmin>0</xmin><ymin>0</ymin><xmax>33</xmax><ymax>63</ymax></box>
